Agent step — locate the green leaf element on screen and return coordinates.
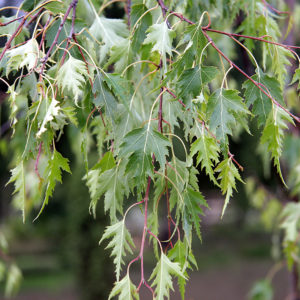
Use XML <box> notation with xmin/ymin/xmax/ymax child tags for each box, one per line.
<box><xmin>243</xmin><ymin>69</ymin><xmax>283</xmax><ymax>127</ymax></box>
<box><xmin>87</xmin><ymin>163</ymin><xmax>127</xmax><ymax>222</ymax></box>
<box><xmin>143</xmin><ymin>22</ymin><xmax>176</xmax><ymax>72</ymax></box>
<box><xmin>119</xmin><ymin>125</ymin><xmax>171</xmax><ymax>178</ymax></box>
<box><xmin>21</xmin><ymin>0</ymin><xmax>40</xmax><ymax>11</ymax></box>
<box><xmin>168</xmin><ymin>240</ymin><xmax>197</xmax><ymax>299</ymax></box>
<box><xmin>130</xmin><ymin>4</ymin><xmax>152</xmax><ymax>52</ymax></box>
<box><xmin>100</xmin><ymin>220</ymin><xmax>135</xmax><ymax>281</ymax></box>
<box><xmin>0</xmin><ymin>261</ymin><xmax>5</xmax><ymax>282</ymax></box>
<box><xmin>178</xmin><ymin>66</ymin><xmax>218</xmax><ymax>102</ymax></box>
<box><xmin>190</xmin><ymin>123</ymin><xmax>220</xmax><ymax>185</ymax></box>
<box><xmin>183</xmin><ymin>187</ymin><xmax>208</xmax><ymax>241</ymax></box>
<box><xmin>261</xmin><ymin>106</ymin><xmax>294</xmax><ymax>184</ymax></box>
<box><xmin>106</xmin><ymin>38</ymin><xmax>133</xmax><ymax>72</ymax></box>
<box><xmin>249</xmin><ymin>279</ymin><xmax>273</xmax><ymax>300</ymax></box>
<box><xmin>57</xmin><ymin>55</ymin><xmax>88</xmax><ymax>104</ymax></box>
<box><xmin>207</xmin><ymin>89</ymin><xmax>250</xmax><ymax>143</ymax></box>
<box><xmin>280</xmin><ymin>203</ymin><xmax>300</xmax><ymax>242</ymax></box>
<box><xmin>0</xmin><ymin>16</ymin><xmax>29</xmax><ymax>47</ymax></box>
<box><xmin>291</xmin><ymin>68</ymin><xmax>300</xmax><ymax>90</ymax></box>
<box><xmin>215</xmin><ymin>157</ymin><xmax>244</xmax><ymax>217</ymax></box>
<box><xmin>6</xmin><ymin>161</ymin><xmax>26</xmax><ymax>223</ymax></box>
<box><xmin>109</xmin><ymin>274</ymin><xmax>139</xmax><ymax>300</ymax></box>
<box><xmin>35</xmin><ymin>150</ymin><xmax>71</xmax><ymax>220</ymax></box>
<box><xmin>150</xmin><ymin>253</ymin><xmax>185</xmax><ymax>300</ymax></box>
<box><xmin>90</xmin><ymin>16</ymin><xmax>129</xmax><ymax>62</ymax></box>
<box><xmin>93</xmin><ymin>73</ymin><xmax>118</xmax><ymax>123</ymax></box>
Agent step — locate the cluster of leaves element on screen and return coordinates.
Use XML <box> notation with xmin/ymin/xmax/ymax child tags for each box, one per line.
<box><xmin>1</xmin><ymin>0</ymin><xmax>300</xmax><ymax>299</ymax></box>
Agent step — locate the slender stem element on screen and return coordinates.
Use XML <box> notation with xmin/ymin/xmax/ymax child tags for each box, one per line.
<box><xmin>127</xmin><ymin>0</ymin><xmax>131</xmax><ymax>28</ymax></box>
<box><xmin>0</xmin><ymin>18</ymin><xmax>26</xmax><ymax>62</ymax></box>
<box><xmin>34</xmin><ymin>142</ymin><xmax>43</xmax><ymax>180</ymax></box>
<box><xmin>202</xmin><ymin>30</ymin><xmax>300</xmax><ymax>123</ymax></box>
<box><xmin>40</xmin><ymin>0</ymin><xmax>78</xmax><ymax>75</ymax></box>
<box><xmin>158</xmin><ymin>86</ymin><xmax>164</xmax><ymax>132</ymax></box>
<box><xmin>0</xmin><ymin>15</ymin><xmax>24</xmax><ymax>26</ymax></box>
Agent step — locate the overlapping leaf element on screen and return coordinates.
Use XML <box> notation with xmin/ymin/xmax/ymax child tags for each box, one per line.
<box><xmin>168</xmin><ymin>240</ymin><xmax>197</xmax><ymax>299</ymax></box>
<box><xmin>143</xmin><ymin>22</ymin><xmax>175</xmax><ymax>72</ymax></box>
<box><xmin>119</xmin><ymin>125</ymin><xmax>171</xmax><ymax>178</ymax></box>
<box><xmin>150</xmin><ymin>253</ymin><xmax>185</xmax><ymax>300</ymax></box>
<box><xmin>90</xmin><ymin>16</ymin><xmax>128</xmax><ymax>62</ymax></box>
<box><xmin>207</xmin><ymin>89</ymin><xmax>250</xmax><ymax>143</ymax></box>
<box><xmin>243</xmin><ymin>69</ymin><xmax>284</xmax><ymax>127</ymax></box>
<box><xmin>178</xmin><ymin>65</ymin><xmax>218</xmax><ymax>103</ymax></box>
<box><xmin>35</xmin><ymin>150</ymin><xmax>71</xmax><ymax>219</ymax></box>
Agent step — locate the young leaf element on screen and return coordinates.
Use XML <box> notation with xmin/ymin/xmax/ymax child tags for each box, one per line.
<box><xmin>6</xmin><ymin>39</ymin><xmax>40</xmax><ymax>74</ymax></box>
<box><xmin>143</xmin><ymin>22</ymin><xmax>176</xmax><ymax>71</ymax></box>
<box><xmin>57</xmin><ymin>55</ymin><xmax>88</xmax><ymax>103</ymax></box>
<box><xmin>207</xmin><ymin>89</ymin><xmax>250</xmax><ymax>143</ymax></box>
<box><xmin>190</xmin><ymin>124</ymin><xmax>220</xmax><ymax>185</ymax></box>
<box><xmin>109</xmin><ymin>274</ymin><xmax>139</xmax><ymax>300</ymax></box>
<box><xmin>35</xmin><ymin>150</ymin><xmax>71</xmax><ymax>219</ymax></box>
<box><xmin>119</xmin><ymin>125</ymin><xmax>171</xmax><ymax>178</ymax></box>
<box><xmin>215</xmin><ymin>157</ymin><xmax>244</xmax><ymax>217</ymax></box>
<box><xmin>100</xmin><ymin>220</ymin><xmax>135</xmax><ymax>281</ymax></box>
<box><xmin>150</xmin><ymin>253</ymin><xmax>185</xmax><ymax>300</ymax></box>
<box><xmin>261</xmin><ymin>106</ymin><xmax>294</xmax><ymax>184</ymax></box>
<box><xmin>6</xmin><ymin>161</ymin><xmax>26</xmax><ymax>223</ymax></box>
